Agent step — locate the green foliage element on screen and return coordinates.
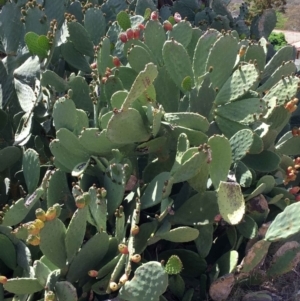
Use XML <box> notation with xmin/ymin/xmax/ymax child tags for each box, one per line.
<box><xmin>0</xmin><ymin>1</ymin><xmax>299</xmax><ymax>301</ymax></box>
<box><xmin>268</xmin><ymin>31</ymin><xmax>288</xmax><ymax>50</ymax></box>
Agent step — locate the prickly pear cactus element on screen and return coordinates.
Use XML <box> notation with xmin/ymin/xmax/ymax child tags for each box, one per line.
<box><xmin>0</xmin><ymin>1</ymin><xmax>300</xmax><ymax>301</ymax></box>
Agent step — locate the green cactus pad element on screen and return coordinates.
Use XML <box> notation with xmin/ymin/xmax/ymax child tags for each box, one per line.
<box><xmin>2</xmin><ymin>188</ymin><xmax>44</xmax><ymax>226</ymax></box>
<box><xmin>122</xmin><ymin>63</ymin><xmax>158</xmax><ymax>110</ymax></box>
<box><xmin>215</xmin><ymin>115</ymin><xmax>249</xmax><ymax>138</ymax></box>
<box><xmin>169</xmin><ymin>20</ymin><xmax>193</xmax><ymax>48</ymax></box>
<box><xmin>84</xmin><ymin>8</ymin><xmax>106</xmax><ymax>45</ymax></box>
<box><xmin>263</xmin><ymin>76</ymin><xmax>299</xmax><ymax>106</ymax></box>
<box><xmin>241</xmin><ymin>239</ymin><xmax>271</xmax><ymax>273</ymax></box>
<box><xmin>52</xmin><ymin>97</ymin><xmax>77</xmax><ymax>132</ymax></box>
<box><xmin>0</xmin><ymin>146</ymin><xmax>22</xmax><ymax>172</ymax></box>
<box><xmin>165</xmin><ymin>255</ymin><xmax>183</xmax><ymax>275</ymax></box>
<box><xmin>208</xmin><ymin>135</ymin><xmax>232</xmax><ymax>189</ymax></box>
<box><xmin>163</xmin><ymin>39</ymin><xmax>194</xmax><ymax>91</ymax></box>
<box><xmin>0</xmin><ymin>2</ymin><xmax>23</xmax><ymax>54</ymax></box>
<box><xmin>215</xmin><ymin>98</ymin><xmax>267</xmax><ymax>125</ymax></box>
<box><xmin>265</xmin><ymin>202</ymin><xmax>300</xmax><ymax>242</ymax></box>
<box><xmin>171</xmin><ymin>147</ymin><xmax>209</xmax><ymax>183</ymax></box>
<box><xmin>214</xmin><ymin>64</ymin><xmax>259</xmax><ymax>105</ymax></box>
<box><xmin>67</xmin><ymin>21</ymin><xmax>94</xmax><ymax>57</ymax></box>
<box><xmin>169</xmin><ymin>274</ymin><xmax>185</xmax><ymax>299</ymax></box>
<box><xmin>262</xmin><ymin>45</ymin><xmax>294</xmax><ymax>80</ymax></box>
<box><xmin>61</xmin><ymin>42</ymin><xmax>92</xmax><ymax>73</ymax></box>
<box><xmin>3</xmin><ymin>278</ymin><xmax>43</xmax><ymax>295</ymax></box>
<box><xmin>235</xmin><ymin>161</ymin><xmax>253</xmax><ymax>187</ymax></box>
<box><xmin>0</xmin><ymin>234</ymin><xmax>17</xmax><ymax>270</ymax></box>
<box><xmin>193</xmin><ymin>29</ymin><xmax>220</xmax><ymax>83</ymax></box>
<box><xmin>65</xmin><ymin>206</ymin><xmax>88</xmax><ymax>263</ymax></box>
<box><xmin>230</xmin><ymin>129</ymin><xmax>254</xmax><ymax>162</ymax></box>
<box><xmin>55</xmin><ymin>281</ymin><xmax>78</xmax><ymax>301</ymax></box>
<box><xmin>243</xmin><ymin>44</ymin><xmax>266</xmax><ymax>72</ymax></box>
<box><xmin>106</xmin><ymin>108</ymin><xmax>151</xmax><ymax>144</ymax></box>
<box><xmin>68</xmin><ymin>76</ymin><xmax>93</xmax><ymax>113</ymax></box>
<box><xmin>88</xmin><ymin>187</ymin><xmax>107</xmax><ymax>231</ymax></box>
<box><xmin>194</xmin><ymin>224</ymin><xmax>214</xmax><ymax>258</ymax></box>
<box><xmin>140</xmin><ymin>172</ymin><xmax>170</xmax><ymax>209</ymax></box>
<box><xmin>217</xmin><ymin>181</ymin><xmax>245</xmax><ymax>225</ymax></box>
<box><xmin>41</xmin><ymin>70</ymin><xmax>69</xmax><ymax>93</ymax></box>
<box><xmin>154</xmin><ymin>66</ymin><xmax>180</xmax><ymax>112</ymax></box>
<box><xmin>128</xmin><ymin>45</ymin><xmax>155</xmax><ymax>73</ymax></box>
<box><xmin>159</xmin><ymin>249</ymin><xmax>207</xmax><ymax>278</ymax></box>
<box><xmin>40</xmin><ymin>218</ymin><xmax>67</xmax><ymax>269</ymax></box>
<box><xmin>276</xmin><ymin>136</ymin><xmax>300</xmax><ymax>156</ymax></box>
<box><xmin>267</xmin><ymin>243</ymin><xmax>300</xmax><ymax>278</ymax></box>
<box><xmin>205</xmin><ymin>33</ymin><xmax>238</xmax><ymax>89</ymax></box>
<box><xmin>33</xmin><ymin>260</ymin><xmax>51</xmax><ymax>287</ymax></box>
<box><xmin>163</xmin><ymin>112</ymin><xmax>209</xmax><ymax>132</ymax></box>
<box><xmin>236</xmin><ymin>214</ymin><xmax>258</xmax><ymax>239</ymax></box>
<box><xmin>242</xmin><ymin>150</ymin><xmax>281</xmax><ymax>172</ymax></box>
<box><xmin>159</xmin><ymin>226</ymin><xmax>199</xmax><ymax>243</ymax></box>
<box><xmin>258</xmin><ymin>61</ymin><xmax>296</xmax><ymax>93</ymax></box>
<box><xmin>144</xmin><ymin>19</ymin><xmax>166</xmax><ymax>64</ymax></box>
<box><xmin>97</xmin><ymin>37</ymin><xmax>111</xmax><ymax>77</ymax></box>
<box><xmin>169</xmin><ymin>191</ymin><xmax>219</xmax><ymax>226</ymax></box>
<box><xmin>67</xmin><ymin>232</ymin><xmax>109</xmax><ymax>283</ymax></box>
<box><xmin>119</xmin><ymin>261</ymin><xmax>168</xmax><ymax>301</ymax></box>
<box><xmin>216</xmin><ymin>250</ymin><xmax>239</xmax><ymax>277</ymax></box>
<box><xmin>79</xmin><ymin>129</ymin><xmax>121</xmax><ymax>155</ymax></box>
<box><xmin>24</xmin><ymin>32</ymin><xmax>50</xmax><ymax>59</ymax></box>
<box><xmin>116</xmin><ymin>11</ymin><xmax>131</xmax><ymax>31</ymax></box>
<box><xmin>22</xmin><ymin>148</ymin><xmax>39</xmax><ymax>194</ymax></box>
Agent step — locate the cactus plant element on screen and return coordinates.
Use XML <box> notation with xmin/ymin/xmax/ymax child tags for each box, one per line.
<box><xmin>1</xmin><ymin>1</ymin><xmax>300</xmax><ymax>300</ymax></box>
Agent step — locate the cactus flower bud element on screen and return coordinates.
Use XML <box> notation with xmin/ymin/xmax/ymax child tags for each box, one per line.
<box><xmin>113</xmin><ymin>56</ymin><xmax>121</xmax><ymax>68</ymax></box>
<box><xmin>119</xmin><ymin>273</ymin><xmax>128</xmax><ymax>284</ymax></box>
<box><xmin>131</xmin><ymin>225</ymin><xmax>139</xmax><ymax>235</ymax></box>
<box><xmin>90</xmin><ymin>62</ymin><xmax>97</xmax><ymax>69</ymax></box>
<box><xmin>130</xmin><ymin>254</ymin><xmax>141</xmax><ymax>263</ymax></box>
<box><xmin>45</xmin><ymin>207</ymin><xmax>57</xmax><ymax>221</ymax></box>
<box><xmin>150</xmin><ymin>11</ymin><xmax>158</xmax><ymax>21</ymax></box>
<box><xmin>75</xmin><ymin>195</ymin><xmax>86</xmax><ymax>209</ymax></box>
<box><xmin>119</xmin><ymin>32</ymin><xmax>128</xmax><ymax>43</ymax></box>
<box><xmin>100</xmin><ymin>187</ymin><xmax>107</xmax><ymax>198</ymax></box>
<box><xmin>126</xmin><ymin>28</ymin><xmax>134</xmax><ymax>40</ymax></box>
<box><xmin>88</xmin><ymin>270</ymin><xmax>98</xmax><ymax>277</ymax></box>
<box><xmin>109</xmin><ymin>282</ymin><xmax>118</xmax><ymax>291</ymax></box>
<box><xmin>27</xmin><ymin>235</ymin><xmax>40</xmax><ymax>246</ymax></box>
<box><xmin>163</xmin><ymin>20</ymin><xmax>173</xmax><ymax>31</ymax></box>
<box><xmin>118</xmin><ymin>243</ymin><xmax>129</xmax><ymax>254</ymax></box>
<box><xmin>174</xmin><ymin>12</ymin><xmax>181</xmax><ymax>23</ymax></box>
<box><xmin>45</xmin><ymin>291</ymin><xmax>56</xmax><ymax>301</ymax></box>
<box><xmin>53</xmin><ymin>203</ymin><xmax>62</xmax><ymax>217</ymax></box>
<box><xmin>35</xmin><ymin>208</ymin><xmax>46</xmax><ymax>221</ymax></box>
<box><xmin>0</xmin><ymin>276</ymin><xmax>7</xmax><ymax>284</ymax></box>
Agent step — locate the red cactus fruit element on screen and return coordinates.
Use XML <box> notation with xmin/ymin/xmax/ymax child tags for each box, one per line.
<box><xmin>150</xmin><ymin>11</ymin><xmax>158</xmax><ymax>21</ymax></box>
<box><xmin>119</xmin><ymin>32</ymin><xmax>128</xmax><ymax>43</ymax></box>
<box><xmin>126</xmin><ymin>28</ymin><xmax>134</xmax><ymax>40</ymax></box>
<box><xmin>118</xmin><ymin>243</ymin><xmax>129</xmax><ymax>254</ymax></box>
<box><xmin>113</xmin><ymin>56</ymin><xmax>121</xmax><ymax>68</ymax></box>
<box><xmin>163</xmin><ymin>20</ymin><xmax>173</xmax><ymax>31</ymax></box>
